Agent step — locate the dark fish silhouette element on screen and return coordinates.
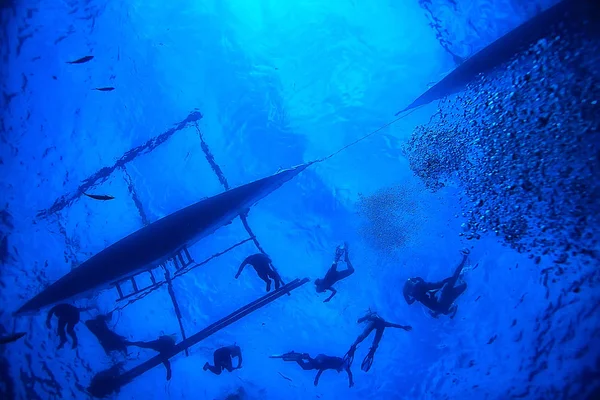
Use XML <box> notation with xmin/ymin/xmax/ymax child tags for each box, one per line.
<box><xmin>66</xmin><ymin>55</ymin><xmax>94</xmax><ymax>64</ymax></box>
<box><xmin>83</xmin><ymin>193</ymin><xmax>115</xmax><ymax>201</ymax></box>
<box><xmin>0</xmin><ymin>332</ymin><xmax>26</xmax><ymax>345</ymax></box>
<box><xmin>93</xmin><ymin>87</ymin><xmax>114</xmax><ymax>92</ymax></box>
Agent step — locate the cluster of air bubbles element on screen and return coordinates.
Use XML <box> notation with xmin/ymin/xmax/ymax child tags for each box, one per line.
<box><xmin>403</xmin><ymin>31</ymin><xmax>600</xmax><ymax>266</ymax></box>
<box><xmin>356</xmin><ymin>183</ymin><xmax>426</xmax><ymax>254</ymax></box>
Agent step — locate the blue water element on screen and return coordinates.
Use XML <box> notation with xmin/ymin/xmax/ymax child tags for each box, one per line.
<box><xmin>1</xmin><ymin>1</ymin><xmax>598</xmax><ymax>399</ymax></box>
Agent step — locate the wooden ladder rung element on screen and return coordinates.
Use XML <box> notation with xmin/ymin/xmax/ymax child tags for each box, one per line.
<box><xmin>131</xmin><ymin>277</ymin><xmax>139</xmax><ymax>292</ymax></box>
<box><xmin>115</xmin><ymin>282</ymin><xmax>124</xmax><ymax>299</ymax></box>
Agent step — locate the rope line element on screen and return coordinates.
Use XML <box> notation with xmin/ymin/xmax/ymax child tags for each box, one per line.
<box><xmin>315</xmin><ymin>106</ymin><xmax>422</xmax><ymax>164</ymax></box>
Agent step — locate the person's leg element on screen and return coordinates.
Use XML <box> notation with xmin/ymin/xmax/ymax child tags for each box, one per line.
<box><xmin>204</xmin><ymin>364</ymin><xmax>223</xmax><ymax>375</ymax></box>
<box><xmin>440</xmin><ymin>282</ymin><xmax>468</xmax><ymax>313</ymax></box>
<box><xmin>351</xmin><ymin>323</ymin><xmax>375</xmax><ymax>348</ymax></box>
<box><xmin>257</xmin><ymin>270</ymin><xmax>272</xmax><ymax>292</ymax></box>
<box><xmin>370</xmin><ymin>327</ymin><xmax>384</xmax><ymax>352</ymax></box>
<box><xmin>163</xmin><ymin>360</ymin><xmax>172</xmax><ymax>381</ymax></box>
<box><xmin>270</xmin><ymin>270</ymin><xmax>282</xmax><ymax>290</ymax></box>
<box><xmin>447</xmin><ymin>254</ymin><xmax>468</xmax><ymax>288</ymax></box>
<box><xmin>361</xmin><ymin>328</ymin><xmax>384</xmax><ymax>372</ymax></box>
<box><xmin>222</xmin><ymin>356</ymin><xmax>234</xmax><ymax>372</ymax></box>
<box><xmin>56</xmin><ymin>319</ymin><xmax>68</xmax><ymax>349</ymax></box>
<box><xmin>67</xmin><ymin>322</ymin><xmax>78</xmax><ymax>349</ymax></box>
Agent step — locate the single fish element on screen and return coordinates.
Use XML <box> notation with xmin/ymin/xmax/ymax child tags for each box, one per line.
<box><xmin>66</xmin><ymin>55</ymin><xmax>94</xmax><ymax>64</ymax></box>
<box><xmin>0</xmin><ymin>332</ymin><xmax>26</xmax><ymax>345</ymax></box>
<box><xmin>83</xmin><ymin>193</ymin><xmax>115</xmax><ymax>201</ymax></box>
<box><xmin>93</xmin><ymin>87</ymin><xmax>114</xmax><ymax>92</ymax></box>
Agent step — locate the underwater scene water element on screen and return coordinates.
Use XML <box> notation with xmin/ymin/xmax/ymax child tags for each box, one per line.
<box><xmin>1</xmin><ymin>0</ymin><xmax>599</xmax><ymax>399</ymax></box>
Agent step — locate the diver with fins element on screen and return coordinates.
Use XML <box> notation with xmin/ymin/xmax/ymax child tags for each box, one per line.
<box><xmin>270</xmin><ymin>351</ymin><xmax>354</xmax><ymax>387</ymax></box>
<box><xmin>403</xmin><ymin>249</ymin><xmax>470</xmax><ymax>318</ymax></box>
<box><xmin>315</xmin><ymin>242</ymin><xmax>355</xmax><ymax>302</ymax></box>
<box><xmin>345</xmin><ymin>311</ymin><xmax>412</xmax><ymax>372</ymax></box>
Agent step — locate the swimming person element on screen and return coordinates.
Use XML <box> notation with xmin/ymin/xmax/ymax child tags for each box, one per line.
<box><xmin>127</xmin><ymin>335</ymin><xmax>177</xmax><ymax>380</ymax></box>
<box><xmin>270</xmin><ymin>351</ymin><xmax>354</xmax><ymax>387</ymax></box>
<box><xmin>235</xmin><ymin>253</ymin><xmax>284</xmax><ymax>292</ymax></box>
<box><xmin>203</xmin><ymin>345</ymin><xmax>243</xmax><ymax>375</ymax></box>
<box><xmin>46</xmin><ymin>304</ymin><xmax>81</xmax><ymax>349</ymax></box>
<box><xmin>0</xmin><ymin>332</ymin><xmax>26</xmax><ymax>345</ymax></box>
<box><xmin>403</xmin><ymin>249</ymin><xmax>469</xmax><ymax>319</ymax></box>
<box><xmin>315</xmin><ymin>242</ymin><xmax>355</xmax><ymax>302</ymax></box>
<box><xmin>345</xmin><ymin>311</ymin><xmax>412</xmax><ymax>372</ymax></box>
<box><xmin>84</xmin><ymin>314</ymin><xmax>128</xmax><ymax>355</ymax></box>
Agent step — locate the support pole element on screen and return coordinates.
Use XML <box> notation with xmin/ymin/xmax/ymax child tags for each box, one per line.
<box><xmin>164</xmin><ymin>268</ymin><xmax>189</xmax><ymax>356</ymax></box>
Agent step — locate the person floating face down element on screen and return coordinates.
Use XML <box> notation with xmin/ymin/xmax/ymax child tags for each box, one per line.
<box><xmin>46</xmin><ymin>304</ymin><xmax>81</xmax><ymax>349</ymax></box>
<box><xmin>315</xmin><ymin>242</ymin><xmax>355</xmax><ymax>302</ymax></box>
<box><xmin>84</xmin><ymin>313</ymin><xmax>128</xmax><ymax>356</ymax></box>
<box><xmin>235</xmin><ymin>253</ymin><xmax>284</xmax><ymax>292</ymax></box>
<box><xmin>403</xmin><ymin>249</ymin><xmax>470</xmax><ymax>319</ymax></box>
<box><xmin>0</xmin><ymin>332</ymin><xmax>26</xmax><ymax>345</ymax></box>
<box><xmin>270</xmin><ymin>351</ymin><xmax>354</xmax><ymax>387</ymax></box>
<box><xmin>203</xmin><ymin>345</ymin><xmax>242</xmax><ymax>375</ymax></box>
<box><xmin>126</xmin><ymin>335</ymin><xmax>177</xmax><ymax>380</ymax></box>
<box><xmin>345</xmin><ymin>311</ymin><xmax>412</xmax><ymax>372</ymax></box>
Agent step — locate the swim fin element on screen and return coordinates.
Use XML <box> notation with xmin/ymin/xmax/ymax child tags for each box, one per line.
<box><xmin>361</xmin><ymin>348</ymin><xmax>375</xmax><ymax>372</ymax></box>
<box><xmin>343</xmin><ymin>346</ymin><xmax>356</xmax><ymax>366</ymax></box>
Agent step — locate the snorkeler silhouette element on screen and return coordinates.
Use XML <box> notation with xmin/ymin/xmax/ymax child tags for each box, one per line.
<box><xmin>235</xmin><ymin>253</ymin><xmax>284</xmax><ymax>292</ymax></box>
<box><xmin>84</xmin><ymin>313</ymin><xmax>128</xmax><ymax>355</ymax></box>
<box><xmin>127</xmin><ymin>335</ymin><xmax>177</xmax><ymax>380</ymax></box>
<box><xmin>0</xmin><ymin>332</ymin><xmax>26</xmax><ymax>345</ymax></box>
<box><xmin>403</xmin><ymin>249</ymin><xmax>470</xmax><ymax>319</ymax></box>
<box><xmin>203</xmin><ymin>345</ymin><xmax>242</xmax><ymax>375</ymax></box>
<box><xmin>344</xmin><ymin>311</ymin><xmax>412</xmax><ymax>372</ymax></box>
<box><xmin>46</xmin><ymin>303</ymin><xmax>81</xmax><ymax>349</ymax></box>
<box><xmin>270</xmin><ymin>351</ymin><xmax>354</xmax><ymax>387</ymax></box>
<box><xmin>315</xmin><ymin>242</ymin><xmax>355</xmax><ymax>302</ymax></box>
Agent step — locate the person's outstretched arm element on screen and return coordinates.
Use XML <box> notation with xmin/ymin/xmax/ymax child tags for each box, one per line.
<box><xmin>235</xmin><ymin>258</ymin><xmax>249</xmax><ymax>279</ymax></box>
<box><xmin>384</xmin><ymin>322</ymin><xmax>412</xmax><ymax>331</ymax></box>
<box><xmin>313</xmin><ymin>370</ymin><xmax>324</xmax><ymax>386</ymax></box>
<box><xmin>323</xmin><ymin>287</ymin><xmax>337</xmax><ymax>302</ymax></box>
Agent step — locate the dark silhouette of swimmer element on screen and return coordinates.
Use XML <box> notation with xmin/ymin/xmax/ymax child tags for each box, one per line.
<box><xmin>203</xmin><ymin>345</ymin><xmax>242</xmax><ymax>375</ymax></box>
<box><xmin>403</xmin><ymin>250</ymin><xmax>469</xmax><ymax>319</ymax></box>
<box><xmin>235</xmin><ymin>253</ymin><xmax>284</xmax><ymax>292</ymax></box>
<box><xmin>345</xmin><ymin>311</ymin><xmax>412</xmax><ymax>372</ymax></box>
<box><xmin>0</xmin><ymin>332</ymin><xmax>26</xmax><ymax>345</ymax></box>
<box><xmin>84</xmin><ymin>314</ymin><xmax>128</xmax><ymax>355</ymax></box>
<box><xmin>315</xmin><ymin>242</ymin><xmax>355</xmax><ymax>302</ymax></box>
<box><xmin>88</xmin><ymin>362</ymin><xmax>124</xmax><ymax>398</ymax></box>
<box><xmin>126</xmin><ymin>335</ymin><xmax>176</xmax><ymax>380</ymax></box>
<box><xmin>46</xmin><ymin>304</ymin><xmax>80</xmax><ymax>349</ymax></box>
<box><xmin>270</xmin><ymin>351</ymin><xmax>354</xmax><ymax>387</ymax></box>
